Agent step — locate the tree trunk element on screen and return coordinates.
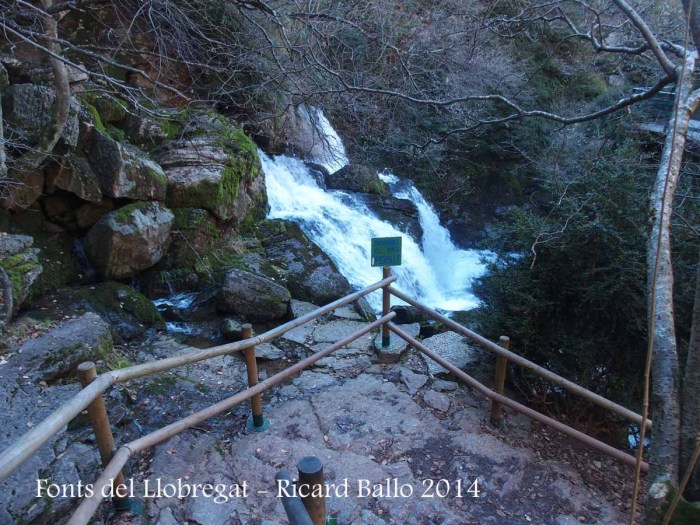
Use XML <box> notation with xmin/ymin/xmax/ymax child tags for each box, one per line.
<box><xmin>0</xmin><ymin>266</ymin><xmax>12</xmax><ymax>331</ymax></box>
<box><xmin>14</xmin><ymin>0</ymin><xmax>69</xmax><ymax>171</ymax></box>
<box><xmin>0</xmin><ymin>65</ymin><xmax>7</xmax><ymax>181</ymax></box>
<box><xmin>683</xmin><ymin>0</ymin><xmax>700</xmax><ymax>55</ymax></box>
<box><xmin>681</xmin><ymin>245</ymin><xmax>700</xmax><ymax>501</ymax></box>
<box><xmin>644</xmin><ymin>53</ymin><xmax>700</xmax><ymax>522</ymax></box>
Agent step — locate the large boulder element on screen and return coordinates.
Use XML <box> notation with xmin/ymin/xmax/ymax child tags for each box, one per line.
<box><xmin>18</xmin><ymin>312</ymin><xmax>113</xmax><ymax>381</ymax></box>
<box><xmin>258</xmin><ymin>220</ymin><xmax>351</xmax><ymax>305</ymax></box>
<box><xmin>0</xmin><ymin>233</ymin><xmax>42</xmax><ymax>316</ymax></box>
<box><xmin>326</xmin><ymin>164</ymin><xmax>388</xmax><ymax>195</ymax></box>
<box><xmin>355</xmin><ymin>193</ymin><xmax>423</xmax><ymax>242</ymax></box>
<box><xmin>421</xmin><ymin>331</ymin><xmax>480</xmax><ymax>376</ymax></box>
<box><xmin>87</xmin><ymin>130</ymin><xmax>167</xmax><ymax>200</ymax></box>
<box><xmin>166</xmin><ymin>208</ymin><xmax>219</xmax><ymax>267</ymax></box>
<box><xmin>1</xmin><ymin>83</ymin><xmax>80</xmax><ymax>147</ymax></box>
<box><xmin>85</xmin><ymin>201</ymin><xmax>174</xmax><ymax>279</ymax></box>
<box><xmin>217</xmin><ymin>268</ymin><xmax>291</xmax><ymax>322</ymax></box>
<box><xmin>46</xmin><ymin>153</ymin><xmax>102</xmax><ymax>203</ymax></box>
<box><xmin>157</xmin><ymin>126</ymin><xmax>266</xmax><ymax>223</ymax></box>
<box><xmin>77</xmin><ymin>282</ymin><xmax>165</xmax><ymax>340</ymax></box>
<box><xmin>0</xmin><ymin>169</ymin><xmax>44</xmax><ymax>210</ymax></box>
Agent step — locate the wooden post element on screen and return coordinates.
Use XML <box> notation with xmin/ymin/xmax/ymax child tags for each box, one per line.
<box><xmin>382</xmin><ymin>266</ymin><xmax>391</xmax><ymax>347</ymax></box>
<box><xmin>243</xmin><ymin>324</ymin><xmax>269</xmax><ymax>431</ymax></box>
<box><xmin>489</xmin><ymin>336</ymin><xmax>510</xmax><ymax>427</ymax></box>
<box><xmin>298</xmin><ymin>456</ymin><xmax>326</xmax><ymax>525</ymax></box>
<box><xmin>76</xmin><ymin>362</ymin><xmax>127</xmax><ymax>505</ymax></box>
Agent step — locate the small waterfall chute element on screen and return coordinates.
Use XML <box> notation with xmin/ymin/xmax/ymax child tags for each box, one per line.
<box><xmin>262</xmin><ymin>150</ymin><xmax>487</xmax><ymax>312</ymax></box>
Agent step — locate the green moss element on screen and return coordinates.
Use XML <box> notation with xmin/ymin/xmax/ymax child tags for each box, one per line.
<box><xmin>161</xmin><ymin>120</ymin><xmax>182</xmax><ymax>139</ymax></box>
<box><xmin>85</xmin><ymin>103</ymin><xmax>106</xmax><ymax>133</ymax></box>
<box><xmin>77</xmin><ymin>282</ymin><xmax>165</xmax><ymax>329</ymax></box>
<box><xmin>105</xmin><ymin>124</ymin><xmax>125</xmax><ymax>142</ymax></box>
<box><xmin>240</xmin><ymin>190</ymin><xmax>268</xmax><ymax>234</ymax></box>
<box><xmin>93</xmin><ymin>97</ymin><xmax>127</xmax><ymax>123</ymax></box>
<box><xmin>172</xmin><ymin>208</ymin><xmax>219</xmax><ymax>238</ymax></box>
<box><xmin>112</xmin><ymin>201</ymin><xmax>153</xmax><ymax>224</ymax></box>
<box><xmin>143</xmin><ymin>374</ymin><xmax>178</xmax><ymax>395</ymax></box>
<box><xmin>659</xmin><ymin>487</ymin><xmax>700</xmax><ymax>525</ymax></box>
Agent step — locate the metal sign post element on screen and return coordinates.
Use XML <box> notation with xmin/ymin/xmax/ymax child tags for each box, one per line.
<box><xmin>371</xmin><ymin>237</ymin><xmax>402</xmax><ymax>347</ymax></box>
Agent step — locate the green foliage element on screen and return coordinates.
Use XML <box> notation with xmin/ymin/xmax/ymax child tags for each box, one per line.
<box><xmin>473</xmin><ymin>132</ymin><xmax>655</xmax><ymax>407</ymax></box>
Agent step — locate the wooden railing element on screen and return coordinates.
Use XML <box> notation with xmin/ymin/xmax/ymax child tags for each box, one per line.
<box><xmin>0</xmin><ymin>271</ymin><xmax>651</xmax><ymax>525</ymax></box>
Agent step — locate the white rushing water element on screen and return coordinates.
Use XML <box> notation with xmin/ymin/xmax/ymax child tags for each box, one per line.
<box><xmin>297</xmin><ymin>106</ymin><xmax>349</xmax><ymax>174</ymax></box>
<box><xmin>262</xmin><ymin>106</ymin><xmax>487</xmax><ymax>312</ymax></box>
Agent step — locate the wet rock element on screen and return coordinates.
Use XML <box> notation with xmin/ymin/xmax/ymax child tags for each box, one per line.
<box><xmin>87</xmin><ymin>130</ymin><xmax>167</xmax><ymax>200</ymax></box>
<box><xmin>0</xmin><ymin>233</ymin><xmax>42</xmax><ymax>315</ymax></box>
<box><xmin>217</xmin><ymin>268</ymin><xmax>291</xmax><ymax>322</ymax></box>
<box><xmin>2</xmin><ymin>83</ymin><xmax>80</xmax><ymax>147</ymax></box>
<box><xmin>390</xmin><ymin>305</ymin><xmax>428</xmax><ymax>325</ymax></box>
<box><xmin>46</xmin><ymin>153</ymin><xmax>102</xmax><ymax>203</ymax></box>
<box><xmin>354</xmin><ymin>193</ymin><xmax>423</xmax><ymax>242</ymax></box>
<box><xmin>259</xmin><ymin>220</ymin><xmax>350</xmax><ymax>305</ymax></box>
<box><xmin>423</xmin><ymin>390</ymin><xmax>451</xmax><ymax>412</ymax></box>
<box><xmin>304</xmin><ymin>161</ymin><xmax>329</xmax><ymax>188</ymax></box>
<box><xmin>18</xmin><ymin>312</ymin><xmax>113</xmax><ymax>381</ymax></box>
<box><xmin>421</xmin><ymin>331</ymin><xmax>479</xmax><ymax>376</ymax></box>
<box><xmin>326</xmin><ymin>164</ymin><xmax>387</xmax><ymax>195</ymax></box>
<box><xmin>221</xmin><ymin>318</ymin><xmax>244</xmax><ymax>341</ymax></box>
<box><xmin>85</xmin><ymin>201</ymin><xmax>174</xmax><ymax>279</ymax></box>
<box><xmin>373</xmin><ymin>323</ymin><xmax>420</xmax><ymax>364</ymax></box>
<box><xmin>77</xmin><ymin>282</ymin><xmax>165</xmax><ymax>340</ymax></box>
<box><xmin>354</xmin><ymin>297</ymin><xmax>376</xmax><ymax>322</ymax></box>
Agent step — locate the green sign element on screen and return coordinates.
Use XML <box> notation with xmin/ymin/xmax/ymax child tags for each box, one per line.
<box><xmin>371</xmin><ymin>237</ymin><xmax>402</xmax><ymax>267</ymax></box>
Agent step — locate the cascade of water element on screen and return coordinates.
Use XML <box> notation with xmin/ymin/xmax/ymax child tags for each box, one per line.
<box><xmin>298</xmin><ymin>106</ymin><xmax>348</xmax><ymax>174</ymax></box>
<box><xmin>262</xmin><ymin>150</ymin><xmax>487</xmax><ymax>312</ymax></box>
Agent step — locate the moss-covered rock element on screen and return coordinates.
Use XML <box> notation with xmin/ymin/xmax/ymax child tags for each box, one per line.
<box><xmin>165</xmin><ymin>208</ymin><xmax>220</xmax><ymax>268</ymax></box>
<box><xmin>217</xmin><ymin>268</ymin><xmax>291</xmax><ymax>322</ymax></box>
<box><xmin>87</xmin><ymin>129</ymin><xmax>167</xmax><ymax>200</ymax></box>
<box><xmin>157</xmin><ymin>117</ymin><xmax>265</xmax><ymax>223</ymax></box>
<box><xmin>644</xmin><ymin>477</ymin><xmax>700</xmax><ymax>525</ymax></box>
<box><xmin>18</xmin><ymin>312</ymin><xmax>113</xmax><ymax>381</ymax></box>
<box><xmin>77</xmin><ymin>282</ymin><xmax>165</xmax><ymax>340</ymax></box>
<box><xmin>326</xmin><ymin>164</ymin><xmax>388</xmax><ymax>195</ymax></box>
<box><xmin>254</xmin><ymin>220</ymin><xmax>351</xmax><ymax>305</ymax></box>
<box><xmin>3</xmin><ymin>83</ymin><xmax>80</xmax><ymax>147</ymax></box>
<box><xmin>85</xmin><ymin>201</ymin><xmax>174</xmax><ymax>279</ymax></box>
<box><xmin>0</xmin><ymin>211</ymin><xmax>82</xmax><ymax>302</ymax></box>
<box><xmin>0</xmin><ymin>234</ymin><xmax>43</xmax><ymax>316</ymax></box>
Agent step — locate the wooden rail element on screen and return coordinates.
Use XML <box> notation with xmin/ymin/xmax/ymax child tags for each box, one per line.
<box><xmin>0</xmin><ymin>272</ymin><xmax>653</xmax><ymax>525</ymax></box>
<box><xmin>0</xmin><ymin>275</ymin><xmax>396</xmax><ymax>484</ymax></box>
<box><xmin>389</xmin><ymin>286</ymin><xmax>652</xmax><ymax>431</ymax></box>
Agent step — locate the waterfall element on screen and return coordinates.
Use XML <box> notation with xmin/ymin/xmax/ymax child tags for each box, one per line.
<box><xmin>261</xmin><ymin>110</ymin><xmax>488</xmax><ymax>311</ymax></box>
<box><xmin>297</xmin><ymin>106</ymin><xmax>348</xmax><ymax>174</ymax></box>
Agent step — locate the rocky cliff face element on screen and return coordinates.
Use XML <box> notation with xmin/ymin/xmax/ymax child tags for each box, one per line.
<box><xmin>0</xmin><ymin>63</ymin><xmax>268</xmax><ymax>313</ymax></box>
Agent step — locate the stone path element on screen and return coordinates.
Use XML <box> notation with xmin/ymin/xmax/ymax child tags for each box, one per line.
<box><xmin>129</xmin><ymin>305</ymin><xmax>629</xmax><ymax>525</ymax></box>
<box><xmin>0</xmin><ymin>305</ymin><xmax>634</xmax><ymax>525</ymax></box>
